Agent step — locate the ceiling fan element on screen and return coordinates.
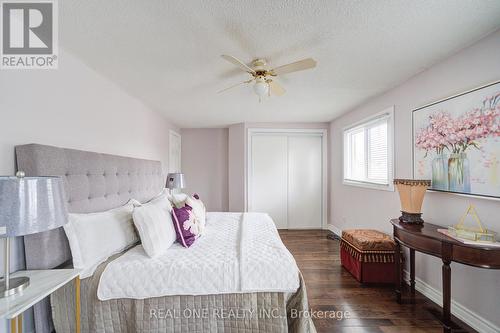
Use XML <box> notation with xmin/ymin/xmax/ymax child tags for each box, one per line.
<box><xmin>218</xmin><ymin>55</ymin><xmax>317</xmax><ymax>100</ymax></box>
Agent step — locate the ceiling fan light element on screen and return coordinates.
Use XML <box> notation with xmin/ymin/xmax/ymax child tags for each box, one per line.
<box><xmin>253</xmin><ymin>80</ymin><xmax>268</xmax><ymax>97</ymax></box>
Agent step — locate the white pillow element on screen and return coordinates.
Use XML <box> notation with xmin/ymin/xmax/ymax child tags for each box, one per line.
<box><xmin>167</xmin><ymin>192</ymin><xmax>188</xmax><ymax>208</ymax></box>
<box><xmin>64</xmin><ymin>199</ymin><xmax>140</xmax><ymax>278</ymax></box>
<box><xmin>132</xmin><ymin>192</ymin><xmax>177</xmax><ymax>257</ymax></box>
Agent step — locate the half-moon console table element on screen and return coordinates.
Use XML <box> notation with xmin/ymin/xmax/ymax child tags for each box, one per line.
<box><xmin>390</xmin><ymin>219</ymin><xmax>500</xmax><ymax>333</ymax></box>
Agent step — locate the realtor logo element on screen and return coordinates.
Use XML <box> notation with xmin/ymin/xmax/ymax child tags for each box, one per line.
<box><xmin>1</xmin><ymin>0</ymin><xmax>58</xmax><ymax>69</ymax></box>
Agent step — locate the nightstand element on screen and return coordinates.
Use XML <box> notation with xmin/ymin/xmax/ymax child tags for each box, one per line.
<box><xmin>0</xmin><ymin>269</ymin><xmax>80</xmax><ymax>333</ymax></box>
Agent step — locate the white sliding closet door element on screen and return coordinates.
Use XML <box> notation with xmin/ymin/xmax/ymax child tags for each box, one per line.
<box><xmin>287</xmin><ymin>135</ymin><xmax>322</xmax><ymax>229</ymax></box>
<box><xmin>249</xmin><ymin>135</ymin><xmax>288</xmax><ymax>229</ymax></box>
<box><xmin>248</xmin><ymin>131</ymin><xmax>324</xmax><ymax>229</ymax></box>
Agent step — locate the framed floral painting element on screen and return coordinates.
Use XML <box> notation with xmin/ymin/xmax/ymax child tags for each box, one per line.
<box><xmin>412</xmin><ymin>80</ymin><xmax>500</xmax><ymax>198</ymax></box>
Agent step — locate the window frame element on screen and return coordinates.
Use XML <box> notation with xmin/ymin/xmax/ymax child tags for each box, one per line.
<box><xmin>342</xmin><ymin>107</ymin><xmax>395</xmax><ymax>191</ymax></box>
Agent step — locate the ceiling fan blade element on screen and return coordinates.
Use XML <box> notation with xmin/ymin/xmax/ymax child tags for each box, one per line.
<box><xmin>268</xmin><ymin>80</ymin><xmax>286</xmax><ymax>96</ymax></box>
<box><xmin>221</xmin><ymin>55</ymin><xmax>256</xmax><ymax>74</ymax></box>
<box><xmin>217</xmin><ymin>79</ymin><xmax>254</xmax><ymax>94</ymax></box>
<box><xmin>270</xmin><ymin>58</ymin><xmax>316</xmax><ymax>76</ymax></box>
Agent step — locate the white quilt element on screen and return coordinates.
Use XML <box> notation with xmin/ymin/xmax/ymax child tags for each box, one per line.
<box><xmin>97</xmin><ymin>212</ymin><xmax>299</xmax><ymax>300</ymax></box>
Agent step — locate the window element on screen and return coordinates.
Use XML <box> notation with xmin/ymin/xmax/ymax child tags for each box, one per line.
<box><xmin>343</xmin><ymin>108</ymin><xmax>394</xmax><ymax>190</ymax></box>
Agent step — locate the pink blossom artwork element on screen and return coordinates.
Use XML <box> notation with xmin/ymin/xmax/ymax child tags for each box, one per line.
<box><xmin>413</xmin><ymin>81</ymin><xmax>500</xmax><ymax>198</ymax></box>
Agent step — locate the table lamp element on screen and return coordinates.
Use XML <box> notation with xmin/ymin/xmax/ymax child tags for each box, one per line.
<box><xmin>0</xmin><ymin>171</ymin><xmax>68</xmax><ymax>298</ymax></box>
<box><xmin>166</xmin><ymin>173</ymin><xmax>186</xmax><ymax>193</ymax></box>
<box><xmin>393</xmin><ymin>179</ymin><xmax>431</xmax><ymax>225</ymax></box>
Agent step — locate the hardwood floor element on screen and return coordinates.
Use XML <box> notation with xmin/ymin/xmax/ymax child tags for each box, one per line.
<box><xmin>278</xmin><ymin>229</ymin><xmax>476</xmax><ymax>333</ymax></box>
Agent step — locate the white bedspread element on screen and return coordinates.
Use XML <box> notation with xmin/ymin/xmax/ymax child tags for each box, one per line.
<box><xmin>97</xmin><ymin>212</ymin><xmax>299</xmax><ymax>300</ymax></box>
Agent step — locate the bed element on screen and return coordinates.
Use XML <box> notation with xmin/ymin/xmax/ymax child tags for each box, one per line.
<box><xmin>15</xmin><ymin>144</ymin><xmax>316</xmax><ymax>333</ymax></box>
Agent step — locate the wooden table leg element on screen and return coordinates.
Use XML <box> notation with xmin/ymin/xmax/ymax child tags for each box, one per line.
<box><xmin>410</xmin><ymin>248</ymin><xmax>416</xmax><ymax>298</ymax></box>
<box><xmin>442</xmin><ymin>260</ymin><xmax>452</xmax><ymax>333</ymax></box>
<box><xmin>75</xmin><ymin>277</ymin><xmax>81</xmax><ymax>333</ymax></box>
<box><xmin>394</xmin><ymin>240</ymin><xmax>402</xmax><ymax>303</ymax></box>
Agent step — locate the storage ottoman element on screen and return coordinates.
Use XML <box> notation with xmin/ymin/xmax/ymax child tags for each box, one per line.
<box><xmin>340</xmin><ymin>229</ymin><xmax>400</xmax><ymax>284</ymax></box>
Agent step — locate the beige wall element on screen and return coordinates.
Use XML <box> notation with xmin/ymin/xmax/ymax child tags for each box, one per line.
<box><xmin>228</xmin><ymin>123</ymin><xmax>246</xmax><ymax>211</ymax></box>
<box><xmin>0</xmin><ymin>49</ymin><xmax>178</xmax><ymax>178</ymax></box>
<box><xmin>0</xmin><ymin>48</ymin><xmax>179</xmax><ymax>333</ymax></box>
<box><xmin>329</xmin><ymin>30</ymin><xmax>500</xmax><ymax>330</ymax></box>
<box><xmin>181</xmin><ymin>128</ymin><xmax>229</xmax><ymax>211</ymax></box>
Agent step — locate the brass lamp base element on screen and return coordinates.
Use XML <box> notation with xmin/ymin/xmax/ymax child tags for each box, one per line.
<box><xmin>399</xmin><ymin>211</ymin><xmax>424</xmax><ymax>225</ymax></box>
<box><xmin>0</xmin><ymin>276</ymin><xmax>30</xmax><ymax>298</ymax></box>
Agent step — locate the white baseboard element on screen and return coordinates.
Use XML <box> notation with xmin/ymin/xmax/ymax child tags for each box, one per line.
<box><xmin>326</xmin><ymin>224</ymin><xmax>342</xmax><ymax>237</ymax></box>
<box><xmin>403</xmin><ymin>270</ymin><xmax>499</xmax><ymax>333</ymax></box>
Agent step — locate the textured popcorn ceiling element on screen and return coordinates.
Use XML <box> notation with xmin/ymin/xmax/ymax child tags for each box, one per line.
<box><xmin>60</xmin><ymin>1</ymin><xmax>500</xmax><ymax>127</ymax></box>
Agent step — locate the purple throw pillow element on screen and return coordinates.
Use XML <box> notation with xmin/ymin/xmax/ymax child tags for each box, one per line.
<box><xmin>171</xmin><ymin>205</ymin><xmax>202</xmax><ymax>248</ymax></box>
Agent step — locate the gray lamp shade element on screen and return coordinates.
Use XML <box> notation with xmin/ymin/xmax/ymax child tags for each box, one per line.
<box><xmin>0</xmin><ymin>176</ymin><xmax>68</xmax><ymax>237</ymax></box>
<box><xmin>166</xmin><ymin>173</ymin><xmax>186</xmax><ymax>189</ymax></box>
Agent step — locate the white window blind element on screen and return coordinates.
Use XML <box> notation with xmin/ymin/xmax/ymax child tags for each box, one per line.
<box><xmin>343</xmin><ymin>110</ymin><xmax>393</xmax><ymax>190</ymax></box>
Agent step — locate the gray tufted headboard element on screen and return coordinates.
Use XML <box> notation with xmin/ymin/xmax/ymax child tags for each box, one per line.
<box><xmin>15</xmin><ymin>143</ymin><xmax>165</xmax><ymax>333</ymax></box>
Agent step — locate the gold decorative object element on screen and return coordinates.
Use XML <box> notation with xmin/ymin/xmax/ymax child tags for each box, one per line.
<box><xmin>394</xmin><ymin>179</ymin><xmax>431</xmax><ymax>224</ymax></box>
<box><xmin>448</xmin><ymin>204</ymin><xmax>496</xmax><ymax>243</ymax></box>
